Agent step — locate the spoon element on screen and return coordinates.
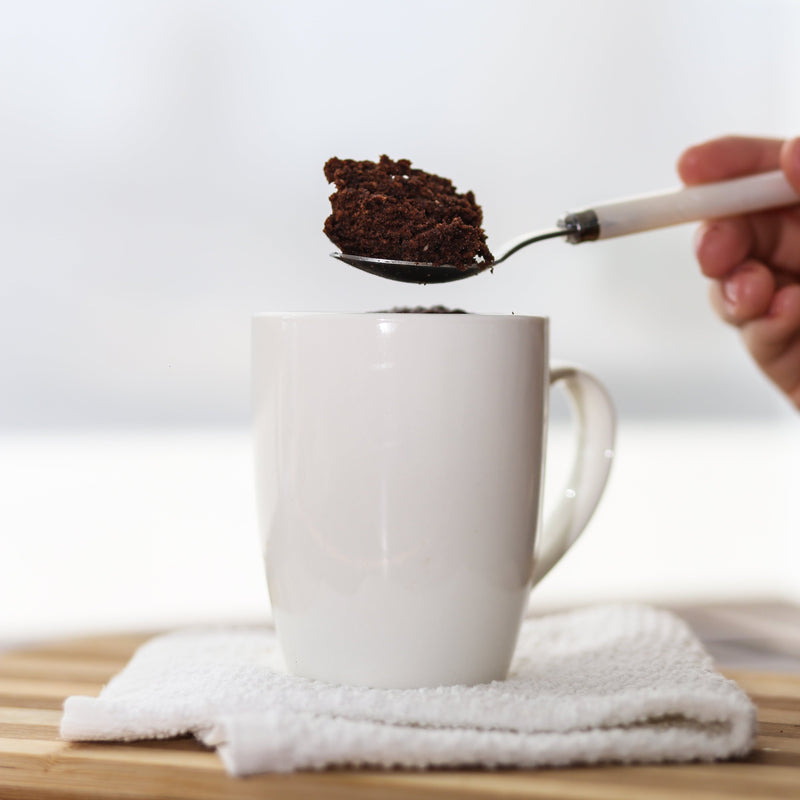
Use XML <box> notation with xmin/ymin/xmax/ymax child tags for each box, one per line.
<box><xmin>331</xmin><ymin>170</ymin><xmax>800</xmax><ymax>284</ymax></box>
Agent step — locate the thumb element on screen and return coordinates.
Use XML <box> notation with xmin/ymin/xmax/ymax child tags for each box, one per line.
<box><xmin>780</xmin><ymin>137</ymin><xmax>800</xmax><ymax>195</ymax></box>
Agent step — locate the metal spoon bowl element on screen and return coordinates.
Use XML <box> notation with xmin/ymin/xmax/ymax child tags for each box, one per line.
<box><xmin>331</xmin><ymin>226</ymin><xmax>576</xmax><ymax>284</ymax></box>
<box><xmin>329</xmin><ymin>253</ymin><xmax>484</xmax><ymax>284</ymax></box>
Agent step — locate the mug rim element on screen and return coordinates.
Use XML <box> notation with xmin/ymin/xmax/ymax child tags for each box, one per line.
<box><xmin>252</xmin><ymin>311</ymin><xmax>548</xmax><ymax>321</ymax></box>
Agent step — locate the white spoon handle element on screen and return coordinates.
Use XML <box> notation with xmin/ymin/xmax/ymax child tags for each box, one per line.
<box><xmin>587</xmin><ymin>170</ymin><xmax>799</xmax><ymax>240</ymax></box>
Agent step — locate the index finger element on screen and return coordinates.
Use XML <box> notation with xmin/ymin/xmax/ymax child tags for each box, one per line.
<box><xmin>677</xmin><ymin>135</ymin><xmax>784</xmax><ymax>185</ymax></box>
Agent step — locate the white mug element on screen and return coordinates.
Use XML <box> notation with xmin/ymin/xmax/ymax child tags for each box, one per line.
<box><xmin>252</xmin><ymin>312</ymin><xmax>615</xmax><ymax>688</ymax></box>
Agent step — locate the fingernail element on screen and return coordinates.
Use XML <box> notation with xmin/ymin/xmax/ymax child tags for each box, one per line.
<box><xmin>722</xmin><ymin>276</ymin><xmax>739</xmax><ymax>306</ymax></box>
<box><xmin>694</xmin><ymin>222</ymin><xmax>716</xmax><ymax>255</ymax></box>
<box><xmin>782</xmin><ymin>138</ymin><xmax>800</xmax><ymax>189</ymax></box>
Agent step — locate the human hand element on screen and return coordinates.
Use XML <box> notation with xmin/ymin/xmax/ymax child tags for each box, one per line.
<box><xmin>677</xmin><ymin>136</ymin><xmax>800</xmax><ymax>410</ymax></box>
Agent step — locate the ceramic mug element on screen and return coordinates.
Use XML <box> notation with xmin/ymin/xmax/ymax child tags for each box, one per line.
<box><xmin>252</xmin><ymin>312</ymin><xmax>615</xmax><ymax>688</ymax></box>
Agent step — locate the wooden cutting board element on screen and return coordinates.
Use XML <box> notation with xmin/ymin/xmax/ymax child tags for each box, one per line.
<box><xmin>1</xmin><ymin>632</ymin><xmax>799</xmax><ymax>800</ymax></box>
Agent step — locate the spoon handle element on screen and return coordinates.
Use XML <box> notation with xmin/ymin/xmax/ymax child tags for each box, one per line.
<box><xmin>572</xmin><ymin>170</ymin><xmax>799</xmax><ymax>241</ymax></box>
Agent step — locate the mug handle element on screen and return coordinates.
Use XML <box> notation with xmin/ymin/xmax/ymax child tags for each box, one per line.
<box><xmin>530</xmin><ymin>363</ymin><xmax>616</xmax><ymax>586</ymax></box>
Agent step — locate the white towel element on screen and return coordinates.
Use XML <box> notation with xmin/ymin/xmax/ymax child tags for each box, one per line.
<box><xmin>60</xmin><ymin>604</ymin><xmax>756</xmax><ymax>775</ymax></box>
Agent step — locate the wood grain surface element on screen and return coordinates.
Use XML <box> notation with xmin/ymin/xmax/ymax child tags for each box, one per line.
<box><xmin>1</xmin><ymin>631</ymin><xmax>799</xmax><ymax>800</ymax></box>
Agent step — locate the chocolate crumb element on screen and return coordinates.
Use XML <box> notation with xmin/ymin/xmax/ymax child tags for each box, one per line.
<box><xmin>375</xmin><ymin>306</ymin><xmax>468</xmax><ymax>314</ymax></box>
<box><xmin>324</xmin><ymin>155</ymin><xmax>493</xmax><ymax>269</ymax></box>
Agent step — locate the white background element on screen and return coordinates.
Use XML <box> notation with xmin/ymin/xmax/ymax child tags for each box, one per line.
<box><xmin>1</xmin><ymin>0</ymin><xmax>799</xmax><ymax>644</ymax></box>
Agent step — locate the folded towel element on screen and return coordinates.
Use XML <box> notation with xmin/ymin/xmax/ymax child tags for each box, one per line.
<box><xmin>60</xmin><ymin>604</ymin><xmax>756</xmax><ymax>775</ymax></box>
